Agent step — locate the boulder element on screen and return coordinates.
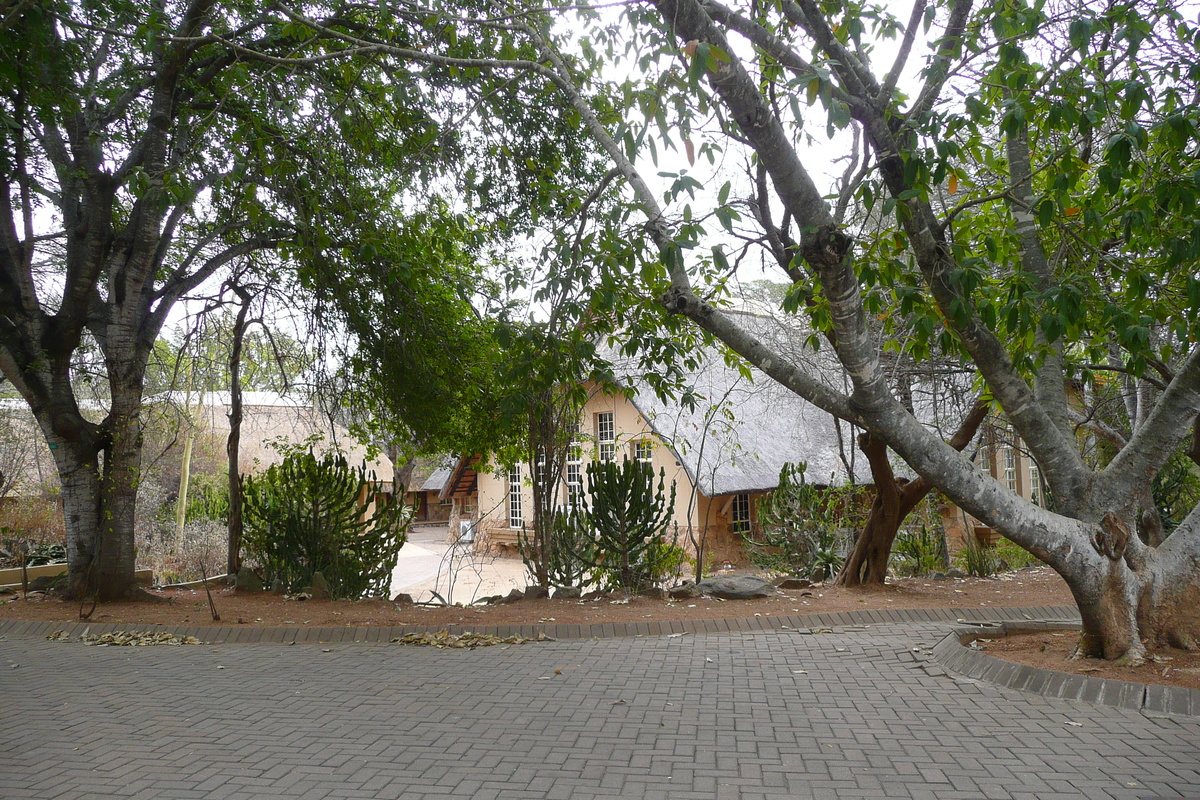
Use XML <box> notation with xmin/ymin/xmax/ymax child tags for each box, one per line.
<box><xmin>553</xmin><ymin>586</ymin><xmax>582</xmax><ymax>599</ymax></box>
<box><xmin>930</xmin><ymin>572</ymin><xmax>949</xmax><ymax>581</ymax></box>
<box><xmin>392</xmin><ymin>592</ymin><xmax>414</xmax><ymax>605</ymax></box>
<box><xmin>505</xmin><ymin>588</ymin><xmax>525</xmax><ymax>603</ymax></box>
<box><xmin>308</xmin><ymin>571</ymin><xmax>331</xmax><ymax>600</ymax></box>
<box><xmin>774</xmin><ymin>577</ymin><xmax>812</xmax><ymax>590</ymax></box>
<box><xmin>696</xmin><ymin>575</ymin><xmax>776</xmax><ymax>600</ymax></box>
<box><xmin>947</xmin><ymin>568</ymin><xmax>967</xmax><ymax>579</ymax></box>
<box><xmin>28</xmin><ymin>574</ymin><xmax>63</xmax><ymax>592</ymax></box>
<box><xmin>524</xmin><ymin>585</ymin><xmax>550</xmax><ymax>600</ymax></box>
<box><xmin>235</xmin><ymin>567</ymin><xmax>264</xmax><ymax>593</ymax></box>
<box><xmin>668</xmin><ymin>581</ymin><xmax>702</xmax><ymax>599</ymax></box>
<box><xmin>640</xmin><ymin>587</ymin><xmax>669</xmax><ymax>600</ymax></box>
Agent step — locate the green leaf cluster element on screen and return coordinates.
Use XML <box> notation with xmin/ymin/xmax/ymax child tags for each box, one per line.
<box><xmin>241</xmin><ymin>449</ymin><xmax>413</xmax><ymax>599</ymax></box>
<box><xmin>559</xmin><ymin>458</ymin><xmax>679</xmax><ymax>591</ymax></box>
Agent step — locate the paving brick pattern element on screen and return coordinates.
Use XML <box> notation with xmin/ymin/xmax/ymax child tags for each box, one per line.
<box><xmin>1</xmin><ymin>613</ymin><xmax>1198</xmax><ymax>800</ymax></box>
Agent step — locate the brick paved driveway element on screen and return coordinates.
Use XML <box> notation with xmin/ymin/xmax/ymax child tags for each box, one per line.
<box><xmin>1</xmin><ymin>620</ymin><xmax>1197</xmax><ymax>800</ymax></box>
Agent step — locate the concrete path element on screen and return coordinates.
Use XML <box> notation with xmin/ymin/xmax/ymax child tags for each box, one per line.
<box><xmin>1</xmin><ymin>610</ymin><xmax>1197</xmax><ymax>800</ymax></box>
<box><xmin>389</xmin><ymin>526</ymin><xmax>526</xmax><ymax>605</ymax></box>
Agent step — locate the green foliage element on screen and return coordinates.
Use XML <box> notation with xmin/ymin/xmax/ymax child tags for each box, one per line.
<box><xmin>991</xmin><ymin>538</ymin><xmax>1043</xmax><ymax>571</ymax></box>
<box><xmin>745</xmin><ymin>463</ymin><xmax>844</xmax><ymax>580</ymax></box>
<box><xmin>890</xmin><ymin>525</ymin><xmax>947</xmax><ymax>577</ymax></box>
<box><xmin>24</xmin><ymin>543</ymin><xmax>67</xmax><ymax>566</ymax></box>
<box><xmin>955</xmin><ymin>534</ymin><xmax>1000</xmax><ymax>578</ymax></box>
<box><xmin>1152</xmin><ymin>452</ymin><xmax>1200</xmax><ymax>537</ymax></box>
<box><xmin>241</xmin><ymin>449</ymin><xmax>413</xmax><ymax>599</ymax></box>
<box><xmin>563</xmin><ymin>458</ymin><xmax>679</xmax><ymax>591</ymax></box>
<box><xmin>184</xmin><ymin>474</ymin><xmax>230</xmax><ymax>525</ymax></box>
<box><xmin>520</xmin><ymin>513</ymin><xmax>592</xmax><ymax>590</ymax></box>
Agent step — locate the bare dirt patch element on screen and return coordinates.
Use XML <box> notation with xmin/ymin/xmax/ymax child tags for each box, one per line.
<box><xmin>2</xmin><ymin>565</ymin><xmax>1072</xmax><ymax>628</ymax></box>
<box><xmin>973</xmin><ymin>630</ymin><xmax>1200</xmax><ymax>692</ymax></box>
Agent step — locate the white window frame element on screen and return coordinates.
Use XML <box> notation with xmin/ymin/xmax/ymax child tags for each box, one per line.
<box><xmin>1002</xmin><ymin>446</ymin><xmax>1018</xmax><ymax>493</ymax></box>
<box><xmin>596</xmin><ymin>412</ymin><xmax>615</xmax><ymax>462</ymax></box>
<box><xmin>634</xmin><ymin>440</ymin><xmax>653</xmax><ymax>464</ymax></box>
<box><xmin>731</xmin><ymin>493</ymin><xmax>751</xmax><ymax>534</ymax></box>
<box><xmin>1028</xmin><ymin>461</ymin><xmax>1042</xmax><ymax>506</ymax></box>
<box><xmin>508</xmin><ymin>464</ymin><xmax>523</xmax><ymax>529</ymax></box>
<box><xmin>566</xmin><ymin>429</ymin><xmax>584</xmax><ymax>503</ymax></box>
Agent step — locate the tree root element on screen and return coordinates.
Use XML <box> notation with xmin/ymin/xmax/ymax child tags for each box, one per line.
<box><xmin>125</xmin><ymin>587</ymin><xmax>173</xmax><ymax>604</ymax></box>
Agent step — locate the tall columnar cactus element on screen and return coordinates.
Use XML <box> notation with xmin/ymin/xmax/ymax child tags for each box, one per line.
<box><xmin>567</xmin><ymin>458</ymin><xmax>677</xmax><ymax>591</ymax></box>
<box><xmin>241</xmin><ymin>449</ymin><xmax>413</xmax><ymax>599</ymax></box>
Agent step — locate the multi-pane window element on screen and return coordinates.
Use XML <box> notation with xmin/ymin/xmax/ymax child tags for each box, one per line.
<box><xmin>1028</xmin><ymin>461</ymin><xmax>1043</xmax><ymax>506</ymax></box>
<box><xmin>566</xmin><ymin>430</ymin><xmax>583</xmax><ymax>503</ymax></box>
<box><xmin>596</xmin><ymin>412</ymin><xmax>615</xmax><ymax>462</ymax></box>
<box><xmin>566</xmin><ymin>462</ymin><xmax>583</xmax><ymax>504</ymax></box>
<box><xmin>1002</xmin><ymin>446</ymin><xmax>1018</xmax><ymax>493</ymax></box>
<box><xmin>508</xmin><ymin>464</ymin><xmax>523</xmax><ymax>529</ymax></box>
<box><xmin>731</xmin><ymin>493</ymin><xmax>751</xmax><ymax>534</ymax></box>
<box><xmin>634</xmin><ymin>440</ymin><xmax>653</xmax><ymax>463</ymax></box>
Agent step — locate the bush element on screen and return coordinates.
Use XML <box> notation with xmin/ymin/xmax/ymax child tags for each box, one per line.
<box><xmin>562</xmin><ymin>458</ymin><xmax>679</xmax><ymax>591</ymax></box>
<box><xmin>991</xmin><ymin>537</ymin><xmax>1042</xmax><ymax>571</ymax></box>
<box><xmin>521</xmin><ymin>511</ymin><xmax>593</xmax><ymax>590</ymax></box>
<box><xmin>745</xmin><ymin>462</ymin><xmax>844</xmax><ymax>580</ymax></box>
<box><xmin>242</xmin><ymin>449</ymin><xmax>413</xmax><ymax>599</ymax></box>
<box><xmin>890</xmin><ymin>525</ymin><xmax>946</xmax><ymax>577</ymax></box>
<box><xmin>954</xmin><ymin>532</ymin><xmax>999</xmax><ymax>577</ymax></box>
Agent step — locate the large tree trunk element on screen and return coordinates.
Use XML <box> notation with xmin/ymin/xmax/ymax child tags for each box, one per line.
<box><xmin>836</xmin><ymin>433</ymin><xmax>931</xmax><ymax>586</ymax></box>
<box><xmin>43</xmin><ymin>397</ymin><xmax>141</xmax><ymax>602</ymax></box>
<box><xmin>1049</xmin><ymin>512</ymin><xmax>1200</xmax><ymax>661</ymax></box>
<box><xmin>837</xmin><ymin>401</ymin><xmax>987</xmax><ymax>587</ymax></box>
<box><xmin>226</xmin><ymin>286</ymin><xmax>251</xmax><ymax>576</ymax></box>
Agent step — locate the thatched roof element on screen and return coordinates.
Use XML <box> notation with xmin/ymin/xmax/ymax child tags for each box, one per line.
<box><xmin>614</xmin><ymin>310</ymin><xmax>969</xmax><ymax>497</ymax></box>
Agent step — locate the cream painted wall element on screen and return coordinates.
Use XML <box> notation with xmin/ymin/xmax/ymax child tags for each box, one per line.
<box><xmin>470</xmin><ymin>384</ymin><xmax>759</xmax><ymax>564</ymax></box>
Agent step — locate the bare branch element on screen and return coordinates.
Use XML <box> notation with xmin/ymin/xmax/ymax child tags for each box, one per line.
<box><xmin>878</xmin><ymin>0</ymin><xmax>926</xmax><ymax>107</ymax></box>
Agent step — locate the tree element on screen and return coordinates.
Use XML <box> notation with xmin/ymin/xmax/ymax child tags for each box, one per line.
<box><xmin>310</xmin><ymin>0</ymin><xmax>1195</xmax><ymax>657</ymax></box>
<box><xmin>0</xmin><ymin>1</ymin><xmax>583</xmax><ymax>600</ymax></box>
<box><xmin>565</xmin><ymin>457</ymin><xmax>678</xmax><ymax>591</ymax></box>
<box><xmin>546</xmin><ymin>0</ymin><xmax>1200</xmax><ymax>659</ymax></box>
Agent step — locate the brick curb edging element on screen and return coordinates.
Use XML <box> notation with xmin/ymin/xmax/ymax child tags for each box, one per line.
<box><xmin>932</xmin><ymin>620</ymin><xmax>1200</xmax><ymax>717</ymax></box>
<box><xmin>0</xmin><ymin>604</ymin><xmax>1077</xmax><ymax>645</ymax></box>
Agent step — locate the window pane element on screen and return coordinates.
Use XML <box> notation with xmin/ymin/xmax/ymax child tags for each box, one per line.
<box><xmin>508</xmin><ymin>465</ymin><xmax>523</xmax><ymax>528</ymax></box>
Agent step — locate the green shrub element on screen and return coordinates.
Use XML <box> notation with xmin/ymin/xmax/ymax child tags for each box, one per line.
<box><xmin>563</xmin><ymin>458</ymin><xmax>678</xmax><ymax>591</ymax></box>
<box><xmin>242</xmin><ymin>449</ymin><xmax>413</xmax><ymax>599</ymax></box>
<box><xmin>24</xmin><ymin>542</ymin><xmax>67</xmax><ymax>566</ymax></box>
<box><xmin>991</xmin><ymin>537</ymin><xmax>1042</xmax><ymax>571</ymax></box>
<box><xmin>520</xmin><ymin>511</ymin><xmax>594</xmax><ymax>590</ymax></box>
<box><xmin>890</xmin><ymin>525</ymin><xmax>946</xmax><ymax>576</ymax></box>
<box><xmin>745</xmin><ymin>462</ymin><xmax>843</xmax><ymax>580</ymax></box>
<box><xmin>185</xmin><ymin>473</ymin><xmax>230</xmax><ymax>524</ymax></box>
<box><xmin>954</xmin><ymin>532</ymin><xmax>999</xmax><ymax>577</ymax></box>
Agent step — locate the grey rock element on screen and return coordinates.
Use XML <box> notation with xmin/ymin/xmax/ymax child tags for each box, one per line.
<box><xmin>505</xmin><ymin>588</ymin><xmax>525</xmax><ymax>603</ymax></box>
<box><xmin>28</xmin><ymin>574</ymin><xmax>63</xmax><ymax>592</ymax></box>
<box><xmin>0</xmin><ymin>586</ymin><xmax>17</xmax><ymax>596</ymax></box>
<box><xmin>930</xmin><ymin>572</ymin><xmax>948</xmax><ymax>581</ymax></box>
<box><xmin>668</xmin><ymin>582</ymin><xmax>702</xmax><ymax>599</ymax></box>
<box><xmin>524</xmin><ymin>585</ymin><xmax>550</xmax><ymax>600</ymax></box>
<box><xmin>947</xmin><ymin>568</ymin><xmax>967</xmax><ymax>579</ymax></box>
<box><xmin>309</xmin><ymin>571</ymin><xmax>331</xmax><ymax>600</ymax></box>
<box><xmin>775</xmin><ymin>577</ymin><xmax>812</xmax><ymax>590</ymax></box>
<box><xmin>235</xmin><ymin>567</ymin><xmax>265</xmax><ymax>593</ymax></box>
<box><xmin>696</xmin><ymin>575</ymin><xmax>776</xmax><ymax>600</ymax></box>
<box><xmin>553</xmin><ymin>586</ymin><xmax>582</xmax><ymax>599</ymax></box>
<box><xmin>640</xmin><ymin>587</ymin><xmax>669</xmax><ymax>600</ymax></box>
<box><xmin>392</xmin><ymin>592</ymin><xmax>414</xmax><ymax>605</ymax></box>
